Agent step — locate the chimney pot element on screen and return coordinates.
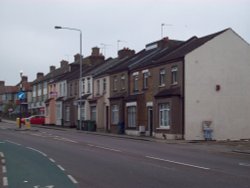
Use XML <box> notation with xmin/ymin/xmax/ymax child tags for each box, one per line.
<box><xmin>118</xmin><ymin>48</ymin><xmax>135</xmax><ymax>59</ymax></box>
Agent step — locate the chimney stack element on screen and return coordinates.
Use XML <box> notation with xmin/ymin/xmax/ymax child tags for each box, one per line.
<box><xmin>50</xmin><ymin>66</ymin><xmax>56</xmax><ymax>72</ymax></box>
<box><xmin>36</xmin><ymin>72</ymin><xmax>44</xmax><ymax>79</ymax></box>
<box><xmin>74</xmin><ymin>53</ymin><xmax>83</xmax><ymax>63</ymax></box>
<box><xmin>91</xmin><ymin>47</ymin><xmax>101</xmax><ymax>56</ymax></box>
<box><xmin>21</xmin><ymin>76</ymin><xmax>28</xmax><ymax>82</ymax></box>
<box><xmin>0</xmin><ymin>81</ymin><xmax>5</xmax><ymax>88</ymax></box>
<box><xmin>60</xmin><ymin>60</ymin><xmax>69</xmax><ymax>68</ymax></box>
<box><xmin>118</xmin><ymin>48</ymin><xmax>135</xmax><ymax>59</ymax></box>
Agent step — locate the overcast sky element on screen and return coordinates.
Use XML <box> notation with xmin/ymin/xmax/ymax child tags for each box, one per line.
<box><xmin>0</xmin><ymin>0</ymin><xmax>249</xmax><ymax>85</ymax></box>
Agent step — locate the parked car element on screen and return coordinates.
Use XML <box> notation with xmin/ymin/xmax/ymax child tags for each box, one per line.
<box><xmin>21</xmin><ymin>115</ymin><xmax>45</xmax><ymax>125</ymax></box>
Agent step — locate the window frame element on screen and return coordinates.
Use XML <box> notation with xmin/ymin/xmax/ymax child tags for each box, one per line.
<box><xmin>159</xmin><ymin>103</ymin><xmax>170</xmax><ymax>129</ymax></box>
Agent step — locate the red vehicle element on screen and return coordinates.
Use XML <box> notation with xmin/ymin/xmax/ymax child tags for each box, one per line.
<box><xmin>21</xmin><ymin>115</ymin><xmax>45</xmax><ymax>125</ymax></box>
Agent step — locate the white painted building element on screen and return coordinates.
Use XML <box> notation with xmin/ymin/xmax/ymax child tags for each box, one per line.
<box><xmin>184</xmin><ymin>28</ymin><xmax>250</xmax><ymax>140</ymax></box>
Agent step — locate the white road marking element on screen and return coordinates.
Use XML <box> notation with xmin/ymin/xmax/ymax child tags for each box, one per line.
<box><xmin>53</xmin><ymin>137</ymin><xmax>78</xmax><ymax>143</ymax></box>
<box><xmin>26</xmin><ymin>147</ymin><xmax>47</xmax><ymax>157</ymax></box>
<box><xmin>239</xmin><ymin>162</ymin><xmax>250</xmax><ymax>167</ymax></box>
<box><xmin>2</xmin><ymin>166</ymin><xmax>7</xmax><ymax>173</ymax></box>
<box><xmin>146</xmin><ymin>156</ymin><xmax>210</xmax><ymax>170</ymax></box>
<box><xmin>87</xmin><ymin>144</ymin><xmax>121</xmax><ymax>152</ymax></box>
<box><xmin>5</xmin><ymin>140</ymin><xmax>21</xmax><ymax>146</ymax></box>
<box><xmin>0</xmin><ymin>141</ymin><xmax>5</xmax><ymax>144</ymax></box>
<box><xmin>67</xmin><ymin>175</ymin><xmax>78</xmax><ymax>184</ymax></box>
<box><xmin>0</xmin><ymin>152</ymin><xmax>4</xmax><ymax>158</ymax></box>
<box><xmin>49</xmin><ymin>158</ymin><xmax>56</xmax><ymax>163</ymax></box>
<box><xmin>3</xmin><ymin>177</ymin><xmax>8</xmax><ymax>186</ymax></box>
<box><xmin>2</xmin><ymin>159</ymin><xmax>6</xmax><ymax>164</ymax></box>
<box><xmin>57</xmin><ymin>165</ymin><xmax>65</xmax><ymax>171</ymax></box>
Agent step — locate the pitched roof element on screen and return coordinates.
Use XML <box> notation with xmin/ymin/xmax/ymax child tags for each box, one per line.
<box><xmin>156</xmin><ymin>28</ymin><xmax>229</xmax><ymax>64</ymax></box>
<box><xmin>108</xmin><ymin>39</ymin><xmax>183</xmax><ymax>74</ymax></box>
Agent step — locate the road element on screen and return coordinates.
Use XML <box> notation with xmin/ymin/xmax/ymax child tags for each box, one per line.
<box><xmin>0</xmin><ymin>121</ymin><xmax>250</xmax><ymax>188</ymax></box>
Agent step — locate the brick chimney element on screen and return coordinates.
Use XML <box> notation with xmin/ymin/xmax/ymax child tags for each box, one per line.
<box><xmin>91</xmin><ymin>47</ymin><xmax>101</xmax><ymax>56</ymax></box>
<box><xmin>74</xmin><ymin>53</ymin><xmax>83</xmax><ymax>63</ymax></box>
<box><xmin>118</xmin><ymin>48</ymin><xmax>135</xmax><ymax>59</ymax></box>
<box><xmin>60</xmin><ymin>60</ymin><xmax>68</xmax><ymax>68</ymax></box>
<box><xmin>36</xmin><ymin>72</ymin><xmax>44</xmax><ymax>79</ymax></box>
<box><xmin>22</xmin><ymin>76</ymin><xmax>28</xmax><ymax>82</ymax></box>
<box><xmin>0</xmin><ymin>81</ymin><xmax>5</xmax><ymax>87</ymax></box>
<box><xmin>50</xmin><ymin>66</ymin><xmax>56</xmax><ymax>72</ymax></box>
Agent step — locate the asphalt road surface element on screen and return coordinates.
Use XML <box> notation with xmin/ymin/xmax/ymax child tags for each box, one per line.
<box><xmin>0</xmin><ymin>121</ymin><xmax>250</xmax><ymax>188</ymax></box>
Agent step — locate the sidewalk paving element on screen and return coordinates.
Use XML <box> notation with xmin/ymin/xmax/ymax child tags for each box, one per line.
<box><xmin>2</xmin><ymin>119</ymin><xmax>250</xmax><ymax>155</ymax></box>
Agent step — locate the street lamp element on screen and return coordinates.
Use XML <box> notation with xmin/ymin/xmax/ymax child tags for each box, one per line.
<box><xmin>19</xmin><ymin>70</ymin><xmax>23</xmax><ymax>128</ymax></box>
<box><xmin>54</xmin><ymin>26</ymin><xmax>83</xmax><ymax>130</ymax></box>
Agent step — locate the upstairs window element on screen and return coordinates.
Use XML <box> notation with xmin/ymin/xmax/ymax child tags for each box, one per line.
<box><xmin>87</xmin><ymin>78</ymin><xmax>91</xmax><ymax>93</ymax></box>
<box><xmin>97</xmin><ymin>80</ymin><xmax>100</xmax><ymax>95</ymax></box>
<box><xmin>133</xmin><ymin>75</ymin><xmax>139</xmax><ymax>92</ymax></box>
<box><xmin>121</xmin><ymin>75</ymin><xmax>126</xmax><ymax>90</ymax></box>
<box><xmin>103</xmin><ymin>78</ymin><xmax>106</xmax><ymax>93</ymax></box>
<box><xmin>159</xmin><ymin>69</ymin><xmax>166</xmax><ymax>86</ymax></box>
<box><xmin>82</xmin><ymin>79</ymin><xmax>85</xmax><ymax>94</ymax></box>
<box><xmin>171</xmin><ymin>66</ymin><xmax>178</xmax><ymax>85</ymax></box>
<box><xmin>113</xmin><ymin>76</ymin><xmax>118</xmax><ymax>91</ymax></box>
<box><xmin>143</xmin><ymin>72</ymin><xmax>149</xmax><ymax>89</ymax></box>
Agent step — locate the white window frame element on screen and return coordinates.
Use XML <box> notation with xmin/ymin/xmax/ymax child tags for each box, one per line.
<box><xmin>159</xmin><ymin>103</ymin><xmax>170</xmax><ymax>129</ymax></box>
<box><xmin>171</xmin><ymin>66</ymin><xmax>178</xmax><ymax>85</ymax></box>
<box><xmin>103</xmin><ymin>78</ymin><xmax>106</xmax><ymax>93</ymax></box>
<box><xmin>143</xmin><ymin>72</ymin><xmax>149</xmax><ymax>89</ymax></box>
<box><xmin>133</xmin><ymin>75</ymin><xmax>139</xmax><ymax>91</ymax></box>
<box><xmin>159</xmin><ymin>69</ymin><xmax>166</xmax><ymax>86</ymax></box>
<box><xmin>128</xmin><ymin>106</ymin><xmax>136</xmax><ymax>128</ymax></box>
<box><xmin>111</xmin><ymin>105</ymin><xmax>119</xmax><ymax>124</ymax></box>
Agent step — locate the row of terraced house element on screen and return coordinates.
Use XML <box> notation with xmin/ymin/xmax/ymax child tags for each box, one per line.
<box><xmin>1</xmin><ymin>28</ymin><xmax>250</xmax><ymax>140</ymax></box>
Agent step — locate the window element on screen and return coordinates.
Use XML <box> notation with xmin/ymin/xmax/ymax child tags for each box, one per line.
<box><xmin>38</xmin><ymin>84</ymin><xmax>42</xmax><ymax>96</ymax></box>
<box><xmin>128</xmin><ymin>106</ymin><xmax>136</xmax><ymax>128</ymax></box>
<box><xmin>159</xmin><ymin>103</ymin><xmax>170</xmax><ymax>128</ymax></box>
<box><xmin>91</xmin><ymin>106</ymin><xmax>96</xmax><ymax>121</ymax></box>
<box><xmin>43</xmin><ymin>82</ymin><xmax>47</xmax><ymax>95</ymax></box>
<box><xmin>80</xmin><ymin>106</ymin><xmax>85</xmax><ymax>120</ymax></box>
<box><xmin>70</xmin><ymin>84</ymin><xmax>73</xmax><ymax>96</ymax></box>
<box><xmin>97</xmin><ymin>80</ymin><xmax>100</xmax><ymax>95</ymax></box>
<box><xmin>171</xmin><ymin>66</ymin><xmax>178</xmax><ymax>85</ymax></box>
<box><xmin>143</xmin><ymin>72</ymin><xmax>149</xmax><ymax>89</ymax></box>
<box><xmin>74</xmin><ymin>82</ymin><xmax>77</xmax><ymax>95</ymax></box>
<box><xmin>87</xmin><ymin>78</ymin><xmax>91</xmax><ymax>93</ymax></box>
<box><xmin>133</xmin><ymin>75</ymin><xmax>139</xmax><ymax>92</ymax></box>
<box><xmin>113</xmin><ymin>76</ymin><xmax>118</xmax><ymax>91</ymax></box>
<box><xmin>56</xmin><ymin>103</ymin><xmax>62</xmax><ymax>119</ymax></box>
<box><xmin>66</xmin><ymin>106</ymin><xmax>70</xmax><ymax>121</ymax></box>
<box><xmin>121</xmin><ymin>75</ymin><xmax>125</xmax><ymax>90</ymax></box>
<box><xmin>103</xmin><ymin>78</ymin><xmax>106</xmax><ymax>93</ymax></box>
<box><xmin>159</xmin><ymin>69</ymin><xmax>166</xmax><ymax>86</ymax></box>
<box><xmin>111</xmin><ymin>105</ymin><xmax>119</xmax><ymax>124</ymax></box>
<box><xmin>82</xmin><ymin>79</ymin><xmax>85</xmax><ymax>94</ymax></box>
<box><xmin>32</xmin><ymin>85</ymin><xmax>37</xmax><ymax>97</ymax></box>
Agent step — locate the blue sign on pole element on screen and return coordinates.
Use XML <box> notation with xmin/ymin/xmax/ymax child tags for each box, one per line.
<box><xmin>17</xmin><ymin>91</ymin><xmax>25</xmax><ymax>100</ymax></box>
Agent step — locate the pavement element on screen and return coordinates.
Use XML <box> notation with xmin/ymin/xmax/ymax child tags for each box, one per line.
<box><xmin>1</xmin><ymin>119</ymin><xmax>250</xmax><ymax>155</ymax></box>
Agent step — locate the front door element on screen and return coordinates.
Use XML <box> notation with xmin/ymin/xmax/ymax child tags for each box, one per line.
<box><xmin>148</xmin><ymin>107</ymin><xmax>153</xmax><ymax>136</ymax></box>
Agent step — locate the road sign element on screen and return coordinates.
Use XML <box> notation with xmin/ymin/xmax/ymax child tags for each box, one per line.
<box><xmin>17</xmin><ymin>91</ymin><xmax>25</xmax><ymax>100</ymax></box>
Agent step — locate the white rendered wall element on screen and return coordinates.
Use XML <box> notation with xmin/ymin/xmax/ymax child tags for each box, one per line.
<box><xmin>185</xmin><ymin>29</ymin><xmax>250</xmax><ymax>140</ymax></box>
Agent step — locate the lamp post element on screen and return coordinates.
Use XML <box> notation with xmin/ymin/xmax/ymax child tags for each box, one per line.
<box><xmin>19</xmin><ymin>70</ymin><xmax>23</xmax><ymax>128</ymax></box>
<box><xmin>55</xmin><ymin>26</ymin><xmax>83</xmax><ymax>130</ymax></box>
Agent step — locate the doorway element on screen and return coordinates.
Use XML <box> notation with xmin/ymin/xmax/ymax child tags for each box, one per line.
<box><xmin>148</xmin><ymin>107</ymin><xmax>153</xmax><ymax>136</ymax></box>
